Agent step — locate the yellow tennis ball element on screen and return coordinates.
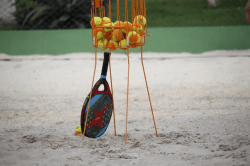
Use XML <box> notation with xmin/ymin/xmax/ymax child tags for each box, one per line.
<box><xmin>103</xmin><ymin>22</ymin><xmax>111</xmax><ymax>32</ymax></box>
<box><xmin>103</xmin><ymin>17</ymin><xmax>111</xmax><ymax>23</ymax></box>
<box><xmin>75</xmin><ymin>126</ymin><xmax>81</xmax><ymax>135</ymax></box>
<box><xmin>103</xmin><ymin>22</ymin><xmax>115</xmax><ymax>32</ymax></box>
<box><xmin>111</xmin><ymin>22</ymin><xmax>115</xmax><ymax>30</ymax></box>
<box><xmin>114</xmin><ymin>21</ymin><xmax>126</xmax><ymax>33</ymax></box>
<box><xmin>114</xmin><ymin>21</ymin><xmax>123</xmax><ymax>26</ymax></box>
<box><xmin>132</xmin><ymin>22</ymin><xmax>143</xmax><ymax>33</ymax></box>
<box><xmin>92</xmin><ymin>28</ymin><xmax>103</xmax><ymax>37</ymax></box>
<box><xmin>90</xmin><ymin>17</ymin><xmax>102</xmax><ymax>27</ymax></box>
<box><xmin>119</xmin><ymin>39</ymin><xmax>129</xmax><ymax>50</ymax></box>
<box><xmin>134</xmin><ymin>15</ymin><xmax>147</xmax><ymax>26</ymax></box>
<box><xmin>112</xmin><ymin>29</ymin><xmax>123</xmax><ymax>41</ymax></box>
<box><xmin>97</xmin><ymin>31</ymin><xmax>104</xmax><ymax>40</ymax></box>
<box><xmin>98</xmin><ymin>39</ymin><xmax>108</xmax><ymax>50</ymax></box>
<box><xmin>136</xmin><ymin>34</ymin><xmax>141</xmax><ymax>43</ymax></box>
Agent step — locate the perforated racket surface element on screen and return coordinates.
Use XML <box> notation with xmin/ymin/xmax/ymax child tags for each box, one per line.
<box><xmin>80</xmin><ymin>52</ymin><xmax>113</xmax><ymax>138</ymax></box>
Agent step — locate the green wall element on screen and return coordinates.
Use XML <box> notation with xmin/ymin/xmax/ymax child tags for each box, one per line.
<box><xmin>0</xmin><ymin>26</ymin><xmax>249</xmax><ymax>55</ymax></box>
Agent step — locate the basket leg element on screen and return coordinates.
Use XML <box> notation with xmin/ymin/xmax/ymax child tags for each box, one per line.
<box><xmin>82</xmin><ymin>48</ymin><xmax>98</xmax><ymax>140</ymax></box>
<box><xmin>108</xmin><ymin>51</ymin><xmax>117</xmax><ymax>136</ymax></box>
<box><xmin>140</xmin><ymin>46</ymin><xmax>158</xmax><ymax>137</ymax></box>
<box><xmin>125</xmin><ymin>50</ymin><xmax>130</xmax><ymax>144</ymax></box>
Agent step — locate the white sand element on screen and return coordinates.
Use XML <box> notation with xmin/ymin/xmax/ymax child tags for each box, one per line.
<box><xmin>0</xmin><ymin>50</ymin><xmax>250</xmax><ymax>165</ymax></box>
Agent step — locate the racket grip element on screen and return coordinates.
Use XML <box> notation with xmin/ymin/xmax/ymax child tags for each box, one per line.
<box><xmin>101</xmin><ymin>52</ymin><xmax>110</xmax><ymax>76</ymax></box>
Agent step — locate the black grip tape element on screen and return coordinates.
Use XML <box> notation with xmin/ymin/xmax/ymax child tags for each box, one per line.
<box><xmin>101</xmin><ymin>52</ymin><xmax>110</xmax><ymax>76</ymax></box>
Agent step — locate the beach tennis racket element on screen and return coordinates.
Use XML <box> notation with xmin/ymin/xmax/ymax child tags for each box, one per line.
<box><xmin>80</xmin><ymin>52</ymin><xmax>113</xmax><ymax>138</ymax></box>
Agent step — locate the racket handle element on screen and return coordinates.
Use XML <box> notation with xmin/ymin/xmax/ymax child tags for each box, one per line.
<box><xmin>101</xmin><ymin>52</ymin><xmax>110</xmax><ymax>76</ymax></box>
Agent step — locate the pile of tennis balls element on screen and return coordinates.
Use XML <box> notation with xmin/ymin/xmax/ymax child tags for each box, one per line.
<box><xmin>90</xmin><ymin>15</ymin><xmax>146</xmax><ymax>50</ymax></box>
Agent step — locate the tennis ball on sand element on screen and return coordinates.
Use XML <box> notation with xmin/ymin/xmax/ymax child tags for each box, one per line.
<box><xmin>98</xmin><ymin>39</ymin><xmax>108</xmax><ymax>50</ymax></box>
<box><xmin>107</xmin><ymin>40</ymin><xmax>118</xmax><ymax>50</ymax></box>
<box><xmin>112</xmin><ymin>29</ymin><xmax>123</xmax><ymax>41</ymax></box>
<box><xmin>133</xmin><ymin>15</ymin><xmax>147</xmax><ymax>26</ymax></box>
<box><xmin>90</xmin><ymin>17</ymin><xmax>102</xmax><ymax>27</ymax></box>
<box><xmin>119</xmin><ymin>39</ymin><xmax>129</xmax><ymax>50</ymax></box>
<box><xmin>102</xmin><ymin>17</ymin><xmax>111</xmax><ymax>23</ymax></box>
<box><xmin>75</xmin><ymin>126</ymin><xmax>81</xmax><ymax>135</ymax></box>
<box><xmin>132</xmin><ymin>22</ymin><xmax>143</xmax><ymax>33</ymax></box>
<box><xmin>128</xmin><ymin>31</ymin><xmax>140</xmax><ymax>43</ymax></box>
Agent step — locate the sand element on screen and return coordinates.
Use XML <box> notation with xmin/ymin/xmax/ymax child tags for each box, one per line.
<box><xmin>0</xmin><ymin>50</ymin><xmax>250</xmax><ymax>166</ymax></box>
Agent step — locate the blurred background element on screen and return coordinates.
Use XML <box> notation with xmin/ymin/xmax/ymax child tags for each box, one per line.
<box><xmin>0</xmin><ymin>0</ymin><xmax>249</xmax><ymax>30</ymax></box>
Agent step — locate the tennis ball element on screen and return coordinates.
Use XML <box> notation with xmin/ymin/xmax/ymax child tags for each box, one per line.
<box><xmin>132</xmin><ymin>22</ymin><xmax>143</xmax><ymax>33</ymax></box>
<box><xmin>90</xmin><ymin>17</ymin><xmax>102</xmax><ymax>27</ymax></box>
<box><xmin>130</xmin><ymin>35</ymin><xmax>141</xmax><ymax>48</ymax></box>
<box><xmin>96</xmin><ymin>31</ymin><xmax>104</xmax><ymax>40</ymax></box>
<box><xmin>102</xmin><ymin>17</ymin><xmax>111</xmax><ymax>23</ymax></box>
<box><xmin>139</xmin><ymin>28</ymin><xmax>145</xmax><ymax>36</ymax></box>
<box><xmin>119</xmin><ymin>39</ymin><xmax>129</xmax><ymax>50</ymax></box>
<box><xmin>134</xmin><ymin>15</ymin><xmax>147</xmax><ymax>26</ymax></box>
<box><xmin>136</xmin><ymin>35</ymin><xmax>141</xmax><ymax>43</ymax></box>
<box><xmin>122</xmin><ymin>21</ymin><xmax>133</xmax><ymax>33</ymax></box>
<box><xmin>103</xmin><ymin>22</ymin><xmax>115</xmax><ymax>32</ymax></box>
<box><xmin>92</xmin><ymin>28</ymin><xmax>103</xmax><ymax>36</ymax></box>
<box><xmin>98</xmin><ymin>39</ymin><xmax>108</xmax><ymax>50</ymax></box>
<box><xmin>138</xmin><ymin>36</ymin><xmax>143</xmax><ymax>46</ymax></box>
<box><xmin>103</xmin><ymin>22</ymin><xmax>112</xmax><ymax>32</ymax></box>
<box><xmin>114</xmin><ymin>21</ymin><xmax>128</xmax><ymax>33</ymax></box>
<box><xmin>75</xmin><ymin>126</ymin><xmax>81</xmax><ymax>135</ymax></box>
<box><xmin>104</xmin><ymin>31</ymin><xmax>112</xmax><ymax>40</ymax></box>
<box><xmin>107</xmin><ymin>40</ymin><xmax>118</xmax><ymax>50</ymax></box>
<box><xmin>114</xmin><ymin>21</ymin><xmax>123</xmax><ymax>26</ymax></box>
<box><xmin>112</xmin><ymin>29</ymin><xmax>123</xmax><ymax>41</ymax></box>
<box><xmin>111</xmin><ymin>22</ymin><xmax>115</xmax><ymax>29</ymax></box>
<box><xmin>130</xmin><ymin>42</ymin><xmax>138</xmax><ymax>48</ymax></box>
<box><xmin>128</xmin><ymin>31</ymin><xmax>139</xmax><ymax>43</ymax></box>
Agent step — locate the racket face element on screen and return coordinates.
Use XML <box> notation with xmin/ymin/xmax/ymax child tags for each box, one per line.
<box><xmin>81</xmin><ymin>79</ymin><xmax>113</xmax><ymax>138</ymax></box>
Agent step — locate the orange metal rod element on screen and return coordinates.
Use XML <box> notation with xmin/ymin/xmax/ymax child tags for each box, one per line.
<box><xmin>117</xmin><ymin>0</ymin><xmax>120</xmax><ymax>21</ymax></box>
<box><xmin>125</xmin><ymin>0</ymin><xmax>128</xmax><ymax>21</ymax></box>
<box><xmin>131</xmin><ymin>0</ymin><xmax>135</xmax><ymax>22</ymax></box>
<box><xmin>125</xmin><ymin>49</ymin><xmax>130</xmax><ymax>145</ymax></box>
<box><xmin>144</xmin><ymin>0</ymin><xmax>148</xmax><ymax>35</ymax></box>
<box><xmin>109</xmin><ymin>0</ymin><xmax>111</xmax><ymax>21</ymax></box>
<box><xmin>82</xmin><ymin>48</ymin><xmax>98</xmax><ymax>140</ymax></box>
<box><xmin>136</xmin><ymin>0</ymin><xmax>138</xmax><ymax>15</ymax></box>
<box><xmin>108</xmin><ymin>51</ymin><xmax>116</xmax><ymax>136</ymax></box>
<box><xmin>140</xmin><ymin>46</ymin><xmax>158</xmax><ymax>137</ymax></box>
<box><xmin>140</xmin><ymin>0</ymin><xmax>143</xmax><ymax>16</ymax></box>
